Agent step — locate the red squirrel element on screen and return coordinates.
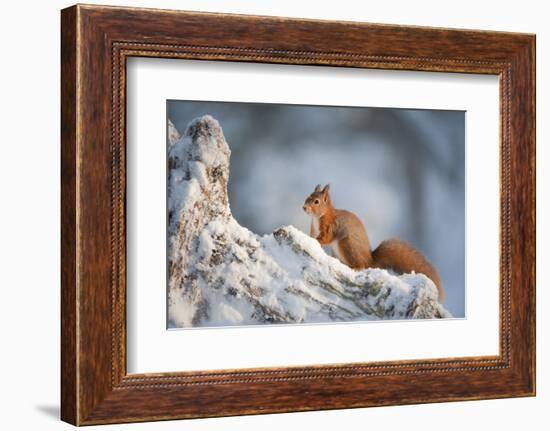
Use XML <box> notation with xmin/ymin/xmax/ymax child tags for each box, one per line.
<box><xmin>303</xmin><ymin>184</ymin><xmax>444</xmax><ymax>302</ymax></box>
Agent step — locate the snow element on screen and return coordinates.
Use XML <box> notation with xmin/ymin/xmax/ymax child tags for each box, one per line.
<box><xmin>188</xmin><ymin>161</ymin><xmax>208</xmax><ymax>188</ymax></box>
<box><xmin>167</xmin><ymin>119</ymin><xmax>181</xmax><ymax>148</ymax></box>
<box><xmin>167</xmin><ymin>115</ymin><xmax>452</xmax><ymax>328</ymax></box>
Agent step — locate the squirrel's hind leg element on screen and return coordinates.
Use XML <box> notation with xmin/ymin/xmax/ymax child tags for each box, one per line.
<box><xmin>334</xmin><ymin>237</ymin><xmax>370</xmax><ymax>270</ymax></box>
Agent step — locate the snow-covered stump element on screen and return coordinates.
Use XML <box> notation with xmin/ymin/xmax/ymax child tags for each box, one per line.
<box><xmin>168</xmin><ymin>115</ymin><xmax>451</xmax><ymax>328</ymax></box>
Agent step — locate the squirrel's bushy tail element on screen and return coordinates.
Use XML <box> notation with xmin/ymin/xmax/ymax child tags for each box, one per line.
<box><xmin>372</xmin><ymin>239</ymin><xmax>445</xmax><ymax>302</ymax></box>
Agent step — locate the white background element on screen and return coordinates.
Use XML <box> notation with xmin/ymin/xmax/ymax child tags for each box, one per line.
<box><xmin>127</xmin><ymin>59</ymin><xmax>499</xmax><ymax>373</ymax></box>
<box><xmin>0</xmin><ymin>0</ymin><xmax>546</xmax><ymax>430</ymax></box>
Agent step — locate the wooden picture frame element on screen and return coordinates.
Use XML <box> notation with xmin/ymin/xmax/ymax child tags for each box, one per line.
<box><xmin>61</xmin><ymin>4</ymin><xmax>535</xmax><ymax>425</ymax></box>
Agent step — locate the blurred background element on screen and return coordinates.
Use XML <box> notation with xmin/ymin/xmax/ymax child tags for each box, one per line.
<box><xmin>168</xmin><ymin>101</ymin><xmax>465</xmax><ymax>317</ymax></box>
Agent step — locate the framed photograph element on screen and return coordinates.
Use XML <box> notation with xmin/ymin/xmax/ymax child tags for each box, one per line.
<box><xmin>61</xmin><ymin>4</ymin><xmax>535</xmax><ymax>425</ymax></box>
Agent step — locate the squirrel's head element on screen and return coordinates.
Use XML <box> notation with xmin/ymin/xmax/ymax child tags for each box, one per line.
<box><xmin>303</xmin><ymin>184</ymin><xmax>331</xmax><ymax>217</ymax></box>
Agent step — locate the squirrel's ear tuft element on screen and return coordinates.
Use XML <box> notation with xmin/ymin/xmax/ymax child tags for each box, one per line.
<box><xmin>314</xmin><ymin>184</ymin><xmax>322</xmax><ymax>193</ymax></box>
<box><xmin>322</xmin><ymin>184</ymin><xmax>330</xmax><ymax>201</ymax></box>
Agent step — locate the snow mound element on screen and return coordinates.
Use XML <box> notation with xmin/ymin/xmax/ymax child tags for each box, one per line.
<box><xmin>168</xmin><ymin>115</ymin><xmax>451</xmax><ymax>328</ymax></box>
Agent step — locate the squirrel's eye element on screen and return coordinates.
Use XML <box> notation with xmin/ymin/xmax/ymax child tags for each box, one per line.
<box><xmin>314</xmin><ymin>199</ymin><xmax>320</xmax><ymax>205</ymax></box>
